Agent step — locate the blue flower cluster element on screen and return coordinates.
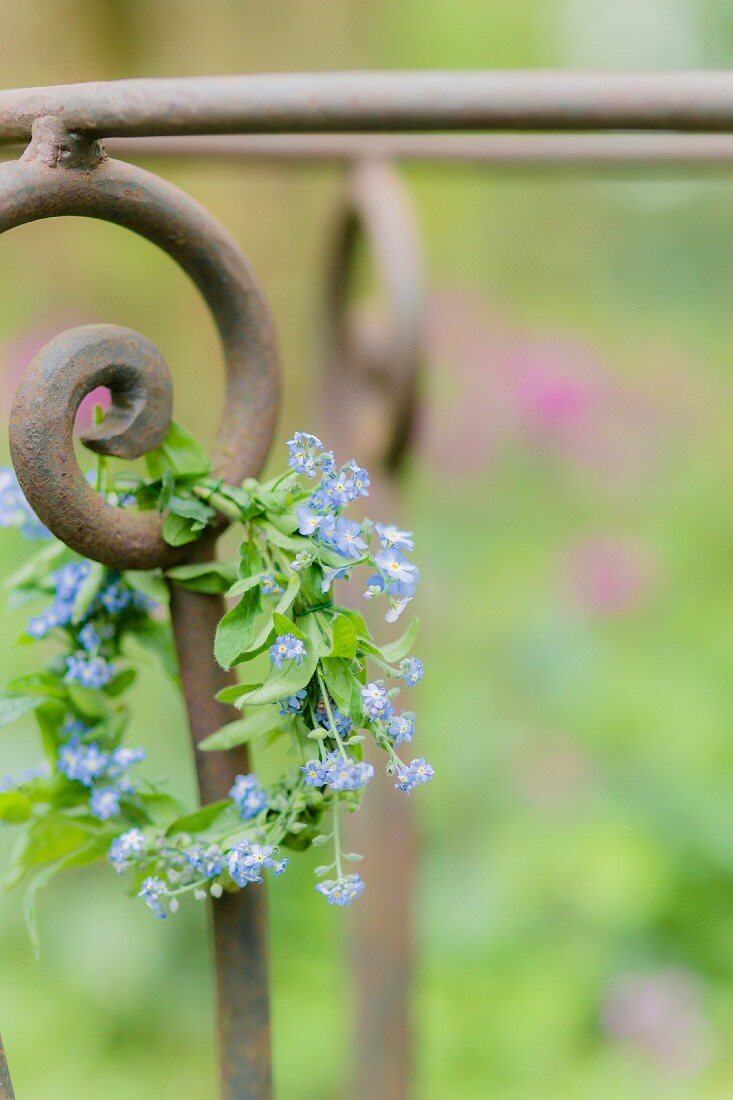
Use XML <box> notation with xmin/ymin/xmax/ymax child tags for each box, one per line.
<box><xmin>394</xmin><ymin>757</ymin><xmax>435</xmax><ymax>794</ymax></box>
<box><xmin>227</xmin><ymin>841</ymin><xmax>288</xmax><ymax>886</ymax></box>
<box><xmin>27</xmin><ymin>560</ymin><xmax>154</xmax><ymax>692</ymax></box>
<box><xmin>278</xmin><ymin>689</ymin><xmax>306</xmax><ymax>715</ymax></box>
<box><xmin>58</xmin><ymin>733</ymin><xmax>146</xmax><ymax>820</ymax></box>
<box><xmin>229</xmin><ymin>773</ymin><xmax>268</xmax><ymax>821</ymax></box>
<box><xmin>286</xmin><ymin>431</ymin><xmax>420</xmax><ymax>620</ymax></box>
<box><xmin>269</xmin><ymin>633</ymin><xmax>306</xmax><ymax>668</ymax></box>
<box><xmin>287</xmin><ymin>433</ymin><xmax>421</xmax><ymax>621</ymax></box>
<box><xmin>302</xmin><ymin>751</ymin><xmax>374</xmax><ymax>791</ymax></box>
<box><xmin>316</xmin><ymin>873</ymin><xmax>366</xmax><ymax>906</ymax></box>
<box><xmin>0</xmin><ymin>466</ymin><xmax>49</xmax><ymax>540</ymax></box>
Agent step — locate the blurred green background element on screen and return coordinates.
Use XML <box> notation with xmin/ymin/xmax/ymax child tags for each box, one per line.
<box><xmin>4</xmin><ymin>3</ymin><xmax>733</xmax><ymax>1097</ymax></box>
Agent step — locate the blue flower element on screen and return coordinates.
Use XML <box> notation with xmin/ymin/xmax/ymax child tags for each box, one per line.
<box><xmin>363</xmin><ymin>574</ymin><xmax>385</xmax><ymax>601</ymax></box>
<box><xmin>77</xmin><ymin>623</ymin><xmax>101</xmax><ymax>652</ymax></box>
<box><xmin>287</xmin><ymin>431</ymin><xmax>323</xmax><ymax>477</ymax></box>
<box><xmin>315</xmin><ymin>874</ymin><xmax>365</xmax><ymax>906</ymax></box>
<box><xmin>375</xmin><ymin>547</ymin><xmax>419</xmax><ymax>587</ymax></box>
<box><xmin>65</xmin><ymin>653</ymin><xmax>114</xmax><ymax>688</ymax></box>
<box><xmin>57</xmin><ymin>738</ymin><xmax>108</xmax><ymax>786</ymax></box>
<box><xmin>229</xmin><ymin>773</ymin><xmax>268</xmax><ymax>820</ymax></box>
<box><xmin>107</xmin><ymin>746</ymin><xmax>146</xmax><ymax>778</ymax></box>
<box><xmin>388</xmin><ymin>711</ymin><xmax>415</xmax><ymax>745</ymax></box>
<box><xmin>394</xmin><ymin>757</ymin><xmax>434</xmax><ymax>794</ymax></box>
<box><xmin>302</xmin><ymin>758</ymin><xmax>327</xmax><ymax>786</ymax></box>
<box><xmin>260</xmin><ymin>573</ymin><xmax>283</xmax><ymax>596</ymax></box>
<box><xmin>0</xmin><ymin>467</ymin><xmax>50</xmax><ymax>540</ymax></box>
<box><xmin>361</xmin><ymin>682</ymin><xmax>393</xmax><ymax>721</ymax></box>
<box><xmin>27</xmin><ymin>614</ymin><xmax>51</xmax><ymax>639</ymax></box>
<box><xmin>108</xmin><ymin>828</ymin><xmax>145</xmax><ymax>873</ymax></box>
<box><xmin>321</xmin><ymin>565</ymin><xmax>351</xmax><ymax>593</ymax></box>
<box><xmin>269</xmin><ymin>633</ymin><xmax>306</xmax><ymax>668</ymax></box>
<box><xmin>186</xmin><ymin>843</ymin><xmax>224</xmax><ymax>878</ymax></box>
<box><xmin>333</xmin><ymin>517</ymin><xmax>368</xmax><ymax>560</ymax></box>
<box><xmin>349</xmin><ymin>467</ymin><xmax>370</xmax><ymax>498</ymax></box>
<box><xmin>315</xmin><ymin>701</ymin><xmax>352</xmax><ymax>736</ymax></box>
<box><xmin>279</xmin><ymin>689</ymin><xmax>307</xmax><ymax>715</ymax></box>
<box><xmin>400</xmin><ymin>657</ymin><xmax>424</xmax><ymax>686</ymax></box>
<box><xmin>90</xmin><ymin>786</ymin><xmax>121</xmax><ymax>820</ymax></box>
<box><xmin>322</xmin><ymin>472</ymin><xmax>352</xmax><ymax>508</ymax></box>
<box><xmin>375</xmin><ymin>524</ymin><xmax>414</xmax><ymax>552</ymax></box>
<box><xmin>54</xmin><ymin>561</ymin><xmax>90</xmax><ymax>602</ymax></box>
<box><xmin>227</xmin><ymin>841</ymin><xmax>282</xmax><ymax>886</ymax></box>
<box><xmin>139</xmin><ymin>876</ymin><xmax>172</xmax><ymax>919</ymax></box>
<box><xmin>326</xmin><ymin>758</ymin><xmax>374</xmax><ymax>791</ymax></box>
<box><xmin>297</xmin><ymin>506</ymin><xmax>323</xmax><ymax>536</ymax></box>
<box><xmin>99</xmin><ymin>580</ymin><xmax>131</xmax><ymax>614</ymax></box>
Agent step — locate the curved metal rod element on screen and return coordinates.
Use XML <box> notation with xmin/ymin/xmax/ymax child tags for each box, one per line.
<box><xmin>323</xmin><ymin>160</ymin><xmax>423</xmax><ymax>1100</ymax></box>
<box><xmin>2</xmin><ymin>117</ymin><xmax>279</xmax><ymax>1100</ymax></box>
<box><xmin>323</xmin><ymin>158</ymin><xmax>422</xmax><ymax>473</ymax></box>
<box><xmin>6</xmin><ymin>73</ymin><xmax>733</xmax><ymax>141</ymax></box>
<box><xmin>6</xmin><ymin>116</ymin><xmax>279</xmax><ymax>571</ymax></box>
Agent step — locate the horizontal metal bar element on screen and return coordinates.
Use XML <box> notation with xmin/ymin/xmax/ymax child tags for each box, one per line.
<box><xmin>101</xmin><ymin>132</ymin><xmax>733</xmax><ymax>168</ymax></box>
<box><xmin>6</xmin><ymin>73</ymin><xmax>733</xmax><ymax>143</ymax></box>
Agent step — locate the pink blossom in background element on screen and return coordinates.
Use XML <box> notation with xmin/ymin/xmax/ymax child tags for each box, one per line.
<box><xmin>0</xmin><ymin>317</ymin><xmax>111</xmax><ymax>431</ymax></box>
<box><xmin>421</xmin><ymin>287</ymin><xmax>706</xmax><ymax>489</ymax></box>
<box><xmin>602</xmin><ymin>969</ymin><xmax>713</xmax><ymax>1077</ymax></box>
<box><xmin>562</xmin><ymin>534</ymin><xmax>658</xmax><ymax>617</ymax></box>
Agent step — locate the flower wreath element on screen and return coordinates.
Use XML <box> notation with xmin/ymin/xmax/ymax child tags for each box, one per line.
<box><xmin>0</xmin><ymin>423</ymin><xmax>431</xmax><ymax>935</ymax></box>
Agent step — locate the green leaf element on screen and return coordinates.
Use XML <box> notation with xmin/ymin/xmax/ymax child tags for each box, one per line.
<box><xmin>230</xmin><ymin>574</ymin><xmax>302</xmax><ymax>666</ymax></box>
<box><xmin>0</xmin><ymin>693</ymin><xmax>43</xmax><ymax>731</ymax></box>
<box><xmin>4</xmin><ymin>539</ymin><xmax>67</xmax><ymax>591</ymax></box>
<box><xmin>66</xmin><ymin>683</ymin><xmax>108</xmax><ymax>721</ymax></box>
<box><xmin>329</xmin><ymin>615</ymin><xmax>357</xmax><ymax>659</ymax></box>
<box><xmin>71</xmin><ymin>561</ymin><xmax>105</xmax><ymax>624</ymax></box>
<box><xmin>338</xmin><ymin>607</ymin><xmax>371</xmax><ymax>640</ymax></box>
<box><xmin>104</xmin><ymin>668</ymin><xmax>137</xmax><ymax>697</ymax></box>
<box><xmin>167</xmin><ymin>492</ymin><xmax>216</xmax><ymax>525</ymax></box>
<box><xmin>166</xmin><ymin>800</ymin><xmax>231</xmax><ymax>836</ymax></box>
<box><xmin>214</xmin><ymin>587</ymin><xmax>262</xmax><ymax>669</ymax></box>
<box><xmin>319</xmin><ymin>657</ymin><xmax>356</xmax><ymax>713</ymax></box>
<box><xmin>162</xmin><ymin>513</ymin><xmax>202</xmax><ymax>547</ymax></box>
<box><xmin>380</xmin><ymin>616</ymin><xmax>420</xmax><ymax>664</ymax></box>
<box><xmin>273</xmin><ymin>612</ymin><xmax>305</xmax><ymax>640</ymax></box>
<box><xmin>0</xmin><ymin>791</ymin><xmax>33</xmax><ymax>824</ymax></box>
<box><xmin>5</xmin><ymin>813</ymin><xmax>96</xmax><ymax>889</ymax></box>
<box><xmin>5</xmin><ymin>673</ymin><xmax>67</xmax><ymax>700</ymax></box>
<box><xmin>227</xmin><ymin>574</ymin><xmax>264</xmax><ymax>598</ymax></box>
<box><xmin>257</xmin><ymin>521</ymin><xmax>312</xmax><ymax>554</ymax></box>
<box><xmin>135</xmin><ymin>792</ymin><xmax>183</xmax><ymax>828</ymax></box>
<box><xmin>144</xmin><ymin>419</ymin><xmax>211</xmax><ymax>479</ymax></box>
<box><xmin>166</xmin><ymin>561</ymin><xmax>238</xmax><ymax>594</ymax></box>
<box><xmin>214</xmin><ymin>682</ymin><xmax>264</xmax><ymax>705</ymax></box>
<box><xmin>123</xmin><ymin>569</ymin><xmax>169</xmax><ymax>605</ymax></box>
<box><xmin>199</xmin><ymin>709</ymin><xmax>284</xmax><ymax>751</ymax></box>
<box><xmin>235</xmin><ymin>651</ymin><xmax>318</xmax><ymax>708</ymax></box>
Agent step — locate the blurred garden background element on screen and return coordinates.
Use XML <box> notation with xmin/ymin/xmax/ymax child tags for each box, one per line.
<box><xmin>6</xmin><ymin>2</ymin><xmax>733</xmax><ymax>1097</ymax></box>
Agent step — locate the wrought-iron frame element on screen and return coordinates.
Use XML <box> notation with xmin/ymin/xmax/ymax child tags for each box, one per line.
<box><xmin>0</xmin><ymin>71</ymin><xmax>730</xmax><ymax>1099</ymax></box>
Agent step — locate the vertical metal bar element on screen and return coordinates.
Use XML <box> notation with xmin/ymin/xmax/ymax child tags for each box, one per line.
<box><xmin>0</xmin><ymin>1034</ymin><xmax>14</xmax><ymax>1100</ymax></box>
<box><xmin>168</xmin><ymin>543</ymin><xmax>271</xmax><ymax>1100</ymax></box>
<box><xmin>322</xmin><ymin>158</ymin><xmax>424</xmax><ymax>1100</ymax></box>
